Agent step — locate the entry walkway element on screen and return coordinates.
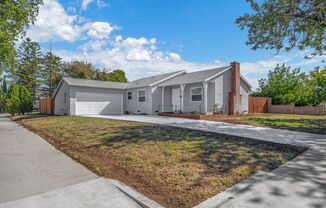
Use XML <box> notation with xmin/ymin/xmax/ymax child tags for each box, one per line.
<box><xmin>0</xmin><ymin>115</ymin><xmax>161</xmax><ymax>208</ymax></box>
<box><xmin>89</xmin><ymin>114</ymin><xmax>326</xmax><ymax>208</ymax></box>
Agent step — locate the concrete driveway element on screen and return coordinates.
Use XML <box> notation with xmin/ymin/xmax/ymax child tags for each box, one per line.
<box><xmin>0</xmin><ymin>115</ymin><xmax>161</xmax><ymax>208</ymax></box>
<box><xmin>87</xmin><ymin>114</ymin><xmax>326</xmax><ymax>208</ymax></box>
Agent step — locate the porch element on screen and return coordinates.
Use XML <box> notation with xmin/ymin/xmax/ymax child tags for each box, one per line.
<box><xmin>158</xmin><ymin>82</ymin><xmax>227</xmax><ymax>115</ymax></box>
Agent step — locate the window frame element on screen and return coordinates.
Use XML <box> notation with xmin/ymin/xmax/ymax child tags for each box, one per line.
<box><xmin>127</xmin><ymin>91</ymin><xmax>132</xmax><ymax>100</ymax></box>
<box><xmin>190</xmin><ymin>87</ymin><xmax>203</xmax><ymax>102</ymax></box>
<box><xmin>137</xmin><ymin>89</ymin><xmax>146</xmax><ymax>103</ymax></box>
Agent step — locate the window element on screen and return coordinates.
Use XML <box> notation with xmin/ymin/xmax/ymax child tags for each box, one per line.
<box><xmin>191</xmin><ymin>87</ymin><xmax>202</xmax><ymax>102</ymax></box>
<box><xmin>138</xmin><ymin>90</ymin><xmax>146</xmax><ymax>102</ymax></box>
<box><xmin>127</xmin><ymin>91</ymin><xmax>132</xmax><ymax>100</ymax></box>
<box><xmin>64</xmin><ymin>92</ymin><xmax>67</xmax><ymax>104</ymax></box>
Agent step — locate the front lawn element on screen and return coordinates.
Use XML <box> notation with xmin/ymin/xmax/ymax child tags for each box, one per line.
<box><xmin>239</xmin><ymin>113</ymin><xmax>326</xmax><ymax>134</ymax></box>
<box><xmin>14</xmin><ymin>116</ymin><xmax>304</xmax><ymax>208</ymax></box>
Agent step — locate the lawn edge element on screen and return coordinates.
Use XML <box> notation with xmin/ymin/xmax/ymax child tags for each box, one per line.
<box><xmin>194</xmin><ymin>171</ymin><xmax>274</xmax><ymax>208</ymax></box>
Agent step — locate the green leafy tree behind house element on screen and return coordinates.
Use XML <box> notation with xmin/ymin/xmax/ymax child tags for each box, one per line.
<box><xmin>236</xmin><ymin>0</ymin><xmax>325</xmax><ymax>58</ymax></box>
<box><xmin>40</xmin><ymin>51</ymin><xmax>63</xmax><ymax>96</ymax></box>
<box><xmin>19</xmin><ymin>85</ymin><xmax>33</xmax><ymax>114</ymax></box>
<box><xmin>14</xmin><ymin>38</ymin><xmax>42</xmax><ymax>101</ymax></box>
<box><xmin>0</xmin><ymin>0</ymin><xmax>43</xmax><ymax>69</ymax></box>
<box><xmin>63</xmin><ymin>61</ymin><xmax>95</xmax><ymax>79</ymax></box>
<box><xmin>95</xmin><ymin>69</ymin><xmax>128</xmax><ymax>82</ymax></box>
<box><xmin>64</xmin><ymin>61</ymin><xmax>128</xmax><ymax>83</ymax></box>
<box><xmin>254</xmin><ymin>65</ymin><xmax>326</xmax><ymax>105</ymax></box>
<box><xmin>309</xmin><ymin>68</ymin><xmax>326</xmax><ymax>105</ymax></box>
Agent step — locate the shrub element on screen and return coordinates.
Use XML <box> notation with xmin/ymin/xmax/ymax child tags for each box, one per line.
<box><xmin>5</xmin><ymin>84</ymin><xmax>20</xmax><ymax>116</ymax></box>
<box><xmin>19</xmin><ymin>86</ymin><xmax>33</xmax><ymax>114</ymax></box>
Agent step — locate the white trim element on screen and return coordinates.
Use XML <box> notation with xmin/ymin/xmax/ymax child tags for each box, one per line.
<box><xmin>190</xmin><ymin>87</ymin><xmax>203</xmax><ymax>103</ymax></box>
<box><xmin>127</xmin><ymin>91</ymin><xmax>132</xmax><ymax>101</ymax></box>
<box><xmin>240</xmin><ymin>74</ymin><xmax>252</xmax><ymax>88</ymax></box>
<box><xmin>149</xmin><ymin>70</ymin><xmax>186</xmax><ymax>87</ymax></box>
<box><xmin>204</xmin><ymin>66</ymin><xmax>232</xmax><ymax>82</ymax></box>
<box><xmin>137</xmin><ymin>88</ymin><xmax>146</xmax><ymax>103</ymax></box>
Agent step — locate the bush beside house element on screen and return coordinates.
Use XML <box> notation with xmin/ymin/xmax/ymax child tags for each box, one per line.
<box><xmin>4</xmin><ymin>84</ymin><xmax>33</xmax><ymax>116</ymax></box>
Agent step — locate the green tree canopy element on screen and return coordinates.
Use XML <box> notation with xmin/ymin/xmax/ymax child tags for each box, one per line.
<box><xmin>236</xmin><ymin>0</ymin><xmax>325</xmax><ymax>58</ymax></box>
<box><xmin>0</xmin><ymin>0</ymin><xmax>43</xmax><ymax>69</ymax></box>
<box><xmin>95</xmin><ymin>69</ymin><xmax>128</xmax><ymax>82</ymax></box>
<box><xmin>64</xmin><ymin>61</ymin><xmax>128</xmax><ymax>83</ymax></box>
<box><xmin>40</xmin><ymin>51</ymin><xmax>63</xmax><ymax>96</ymax></box>
<box><xmin>253</xmin><ymin>64</ymin><xmax>326</xmax><ymax>105</ymax></box>
<box><xmin>14</xmin><ymin>37</ymin><xmax>42</xmax><ymax>101</ymax></box>
<box><xmin>63</xmin><ymin>61</ymin><xmax>95</xmax><ymax>79</ymax></box>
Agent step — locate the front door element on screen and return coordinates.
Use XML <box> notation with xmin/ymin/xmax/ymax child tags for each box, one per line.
<box><xmin>172</xmin><ymin>88</ymin><xmax>181</xmax><ymax>112</ymax></box>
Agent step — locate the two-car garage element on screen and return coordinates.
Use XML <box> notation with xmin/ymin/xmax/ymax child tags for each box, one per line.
<box><xmin>75</xmin><ymin>91</ymin><xmax>123</xmax><ymax>115</ymax></box>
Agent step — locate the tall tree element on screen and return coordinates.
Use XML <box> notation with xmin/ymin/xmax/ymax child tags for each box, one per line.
<box><xmin>15</xmin><ymin>37</ymin><xmax>42</xmax><ymax>100</ymax></box>
<box><xmin>63</xmin><ymin>61</ymin><xmax>95</xmax><ymax>79</ymax></box>
<box><xmin>0</xmin><ymin>0</ymin><xmax>43</xmax><ymax>69</ymax></box>
<box><xmin>40</xmin><ymin>51</ymin><xmax>63</xmax><ymax>96</ymax></box>
<box><xmin>95</xmin><ymin>69</ymin><xmax>128</xmax><ymax>82</ymax></box>
<box><xmin>2</xmin><ymin>76</ymin><xmax>7</xmax><ymax>93</ymax></box>
<box><xmin>236</xmin><ymin>0</ymin><xmax>325</xmax><ymax>58</ymax></box>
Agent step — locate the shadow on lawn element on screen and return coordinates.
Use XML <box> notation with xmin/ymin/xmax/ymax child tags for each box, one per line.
<box><xmin>244</xmin><ymin>118</ymin><xmax>326</xmax><ymax>135</ymax></box>
<box><xmin>101</xmin><ymin>124</ymin><xmax>326</xmax><ymax>208</ymax></box>
<box><xmin>101</xmin><ymin>123</ymin><xmax>305</xmax><ymax>176</ymax></box>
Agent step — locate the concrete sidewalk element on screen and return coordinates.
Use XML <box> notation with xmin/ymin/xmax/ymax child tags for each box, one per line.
<box><xmin>90</xmin><ymin>115</ymin><xmax>326</xmax><ymax>208</ymax></box>
<box><xmin>0</xmin><ymin>115</ymin><xmax>161</xmax><ymax>208</ymax></box>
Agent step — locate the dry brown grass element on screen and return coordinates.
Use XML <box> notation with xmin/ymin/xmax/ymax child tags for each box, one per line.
<box><xmin>14</xmin><ymin>115</ymin><xmax>305</xmax><ymax>208</ymax></box>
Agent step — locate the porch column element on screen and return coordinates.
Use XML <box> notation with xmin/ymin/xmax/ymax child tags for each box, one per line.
<box><xmin>161</xmin><ymin>86</ymin><xmax>165</xmax><ymax>112</ymax></box>
<box><xmin>180</xmin><ymin>84</ymin><xmax>185</xmax><ymax>112</ymax></box>
<box><xmin>202</xmin><ymin>81</ymin><xmax>208</xmax><ymax>114</ymax></box>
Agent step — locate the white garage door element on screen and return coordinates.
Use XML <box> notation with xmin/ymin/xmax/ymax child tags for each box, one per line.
<box><xmin>76</xmin><ymin>92</ymin><xmax>123</xmax><ymax>115</ymax></box>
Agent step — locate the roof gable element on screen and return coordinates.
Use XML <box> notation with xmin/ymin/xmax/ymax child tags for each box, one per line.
<box><xmin>128</xmin><ymin>70</ymin><xmax>185</xmax><ymax>88</ymax></box>
<box><xmin>159</xmin><ymin>66</ymin><xmax>231</xmax><ymax>86</ymax></box>
<box><xmin>63</xmin><ymin>77</ymin><xmax>130</xmax><ymax>89</ymax></box>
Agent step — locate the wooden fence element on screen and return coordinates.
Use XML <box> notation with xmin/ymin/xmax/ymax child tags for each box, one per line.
<box><xmin>248</xmin><ymin>96</ymin><xmax>272</xmax><ymax>113</ymax></box>
<box><xmin>39</xmin><ymin>97</ymin><xmax>54</xmax><ymax>115</ymax></box>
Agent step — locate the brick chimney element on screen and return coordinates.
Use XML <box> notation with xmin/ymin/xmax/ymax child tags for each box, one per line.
<box><xmin>228</xmin><ymin>61</ymin><xmax>241</xmax><ymax>115</ymax></box>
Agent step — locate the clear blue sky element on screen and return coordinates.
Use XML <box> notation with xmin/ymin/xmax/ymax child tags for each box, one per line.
<box><xmin>27</xmin><ymin>0</ymin><xmax>323</xmax><ymax>89</ymax></box>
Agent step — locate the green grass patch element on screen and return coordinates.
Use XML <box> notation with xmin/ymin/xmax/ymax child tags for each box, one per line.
<box><xmin>16</xmin><ymin>115</ymin><xmax>305</xmax><ymax>208</ymax></box>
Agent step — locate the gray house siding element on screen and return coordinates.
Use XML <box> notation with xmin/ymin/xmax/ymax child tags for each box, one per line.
<box><xmin>151</xmin><ymin>86</ymin><xmax>162</xmax><ymax>114</ymax></box>
<box><xmin>213</xmin><ymin>70</ymin><xmax>231</xmax><ymax>114</ymax></box>
<box><xmin>54</xmin><ymin>81</ymin><xmax>70</xmax><ymax>115</ymax></box>
<box><xmin>126</xmin><ymin>86</ymin><xmax>152</xmax><ymax>114</ymax></box>
<box><xmin>69</xmin><ymin>86</ymin><xmax>126</xmax><ymax>115</ymax></box>
<box><xmin>240</xmin><ymin>80</ymin><xmax>250</xmax><ymax>114</ymax></box>
<box><xmin>183</xmin><ymin>83</ymin><xmax>204</xmax><ymax>113</ymax></box>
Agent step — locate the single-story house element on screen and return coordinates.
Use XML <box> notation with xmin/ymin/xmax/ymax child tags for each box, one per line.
<box><xmin>53</xmin><ymin>61</ymin><xmax>252</xmax><ymax>116</ymax></box>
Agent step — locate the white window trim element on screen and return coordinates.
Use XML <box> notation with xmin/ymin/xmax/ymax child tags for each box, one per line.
<box><xmin>137</xmin><ymin>89</ymin><xmax>146</xmax><ymax>103</ymax></box>
<box><xmin>190</xmin><ymin>87</ymin><xmax>203</xmax><ymax>103</ymax></box>
<box><xmin>127</xmin><ymin>91</ymin><xmax>132</xmax><ymax>101</ymax></box>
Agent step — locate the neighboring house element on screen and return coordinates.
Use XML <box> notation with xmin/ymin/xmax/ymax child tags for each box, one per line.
<box><xmin>53</xmin><ymin>62</ymin><xmax>251</xmax><ymax>116</ymax></box>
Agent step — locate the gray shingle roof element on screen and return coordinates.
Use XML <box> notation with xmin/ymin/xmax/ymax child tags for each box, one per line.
<box><xmin>159</xmin><ymin>66</ymin><xmax>231</xmax><ymax>86</ymax></box>
<box><xmin>128</xmin><ymin>70</ymin><xmax>185</xmax><ymax>88</ymax></box>
<box><xmin>63</xmin><ymin>77</ymin><xmax>130</xmax><ymax>89</ymax></box>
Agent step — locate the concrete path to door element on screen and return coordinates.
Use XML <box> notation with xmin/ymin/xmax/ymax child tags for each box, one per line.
<box><xmin>88</xmin><ymin>114</ymin><xmax>326</xmax><ymax>208</ymax></box>
<box><xmin>0</xmin><ymin>115</ymin><xmax>162</xmax><ymax>208</ymax></box>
